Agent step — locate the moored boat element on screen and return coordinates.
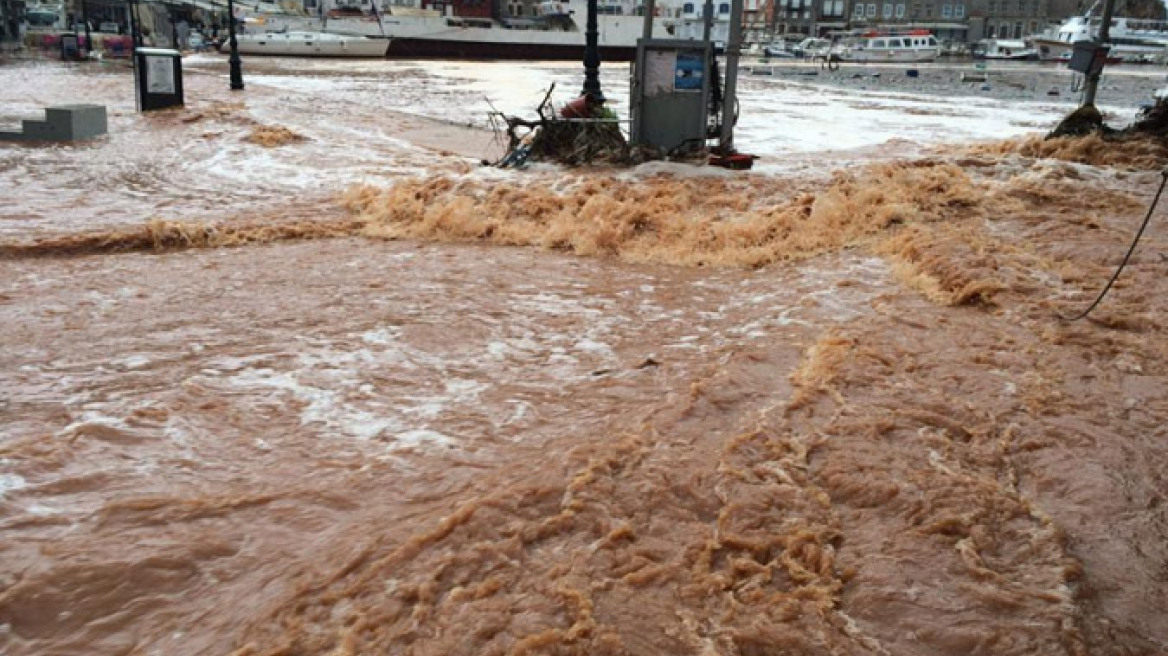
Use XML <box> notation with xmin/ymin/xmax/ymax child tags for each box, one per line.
<box><xmin>260</xmin><ymin>0</ymin><xmax>687</xmax><ymax>61</ymax></box>
<box><xmin>833</xmin><ymin>30</ymin><xmax>941</xmax><ymax>63</ymax></box>
<box><xmin>1031</xmin><ymin>6</ymin><xmax>1168</xmax><ymax>62</ymax></box>
<box><xmin>973</xmin><ymin>38</ymin><xmax>1038</xmax><ymax>60</ymax></box>
<box><xmin>222</xmin><ymin>30</ymin><xmax>390</xmax><ymax>57</ymax></box>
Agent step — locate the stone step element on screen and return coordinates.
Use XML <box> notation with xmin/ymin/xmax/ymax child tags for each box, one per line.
<box><xmin>0</xmin><ymin>104</ymin><xmax>107</xmax><ymax>143</ymax></box>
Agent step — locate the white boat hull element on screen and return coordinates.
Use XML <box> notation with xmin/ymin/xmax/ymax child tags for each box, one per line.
<box><xmin>1031</xmin><ymin>37</ymin><xmax>1162</xmax><ymax>62</ymax></box>
<box><xmin>838</xmin><ymin>49</ymin><xmax>939</xmax><ymax>63</ymax></box>
<box><xmin>261</xmin><ymin>2</ymin><xmax>687</xmax><ymax>61</ymax></box>
<box><xmin>226</xmin><ymin>32</ymin><xmax>389</xmax><ymax>57</ymax></box>
<box><xmin>1034</xmin><ymin>13</ymin><xmax>1168</xmax><ymax>62</ymax></box>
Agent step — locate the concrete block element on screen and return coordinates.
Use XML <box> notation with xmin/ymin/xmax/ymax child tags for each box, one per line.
<box><xmin>0</xmin><ymin>104</ymin><xmax>107</xmax><ymax>142</ymax></box>
<box><xmin>47</xmin><ymin>105</ymin><xmax>108</xmax><ymax>140</ymax></box>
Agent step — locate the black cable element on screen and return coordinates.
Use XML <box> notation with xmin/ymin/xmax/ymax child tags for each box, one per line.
<box><xmin>1060</xmin><ymin>167</ymin><xmax>1168</xmax><ymax>322</ymax></box>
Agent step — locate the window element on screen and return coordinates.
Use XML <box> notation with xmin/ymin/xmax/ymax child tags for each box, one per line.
<box><xmin>854</xmin><ymin>2</ymin><xmax>865</xmax><ymax>16</ymax></box>
<box><xmin>718</xmin><ymin>2</ymin><xmax>730</xmax><ymax>13</ymax></box>
<box><xmin>924</xmin><ymin>3</ymin><xmax>931</xmax><ymax>16</ymax></box>
<box><xmin>1030</xmin><ymin>20</ymin><xmax>1038</xmax><ymax>32</ymax></box>
<box><xmin>683</xmin><ymin>2</ymin><xmax>694</xmax><ymax>12</ymax></box>
<box><xmin>941</xmin><ymin>3</ymin><xmax>951</xmax><ymax>17</ymax></box>
<box><xmin>1015</xmin><ymin>21</ymin><xmax>1023</xmax><ymax>37</ymax></box>
<box><xmin>986</xmin><ymin>23</ymin><xmax>995</xmax><ymax>37</ymax></box>
<box><xmin>1016</xmin><ymin>0</ymin><xmax>1023</xmax><ymax>12</ymax></box>
<box><xmin>867</xmin><ymin>3</ymin><xmax>876</xmax><ymax>16</ymax></box>
<box><xmin>895</xmin><ymin>3</ymin><xmax>905</xmax><ymax>16</ymax></box>
<box><xmin>987</xmin><ymin>0</ymin><xmax>995</xmax><ymax>11</ymax></box>
<box><xmin>888</xmin><ymin>37</ymin><xmax>904</xmax><ymax>46</ymax></box>
<box><xmin>954</xmin><ymin>3</ymin><xmax>963</xmax><ymax>17</ymax></box>
<box><xmin>882</xmin><ymin>3</ymin><xmax>892</xmax><ymax>17</ymax></box>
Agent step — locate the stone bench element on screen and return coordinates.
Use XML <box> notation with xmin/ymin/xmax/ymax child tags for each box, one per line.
<box><xmin>0</xmin><ymin>104</ymin><xmax>108</xmax><ymax>143</ymax></box>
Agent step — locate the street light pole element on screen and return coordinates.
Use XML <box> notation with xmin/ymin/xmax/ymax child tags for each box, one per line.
<box><xmin>227</xmin><ymin>0</ymin><xmax>244</xmax><ymax>90</ymax></box>
<box><xmin>582</xmin><ymin>0</ymin><xmax>600</xmax><ymax>95</ymax></box>
<box><xmin>1081</xmin><ymin>0</ymin><xmax>1116</xmax><ymax>107</ymax></box>
<box><xmin>81</xmin><ymin>0</ymin><xmax>92</xmax><ymax>57</ymax></box>
<box><xmin>128</xmin><ymin>0</ymin><xmax>141</xmax><ymax>47</ymax></box>
<box><xmin>719</xmin><ymin>0</ymin><xmax>743</xmax><ymax>153</ymax></box>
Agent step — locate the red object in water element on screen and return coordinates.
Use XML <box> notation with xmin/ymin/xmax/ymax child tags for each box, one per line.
<box><xmin>560</xmin><ymin>97</ymin><xmax>590</xmax><ymax>119</ymax></box>
<box><xmin>709</xmin><ymin>153</ymin><xmax>758</xmax><ymax>170</ymax></box>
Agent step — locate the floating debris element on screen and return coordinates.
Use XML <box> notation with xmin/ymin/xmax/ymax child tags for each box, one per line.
<box><xmin>244</xmin><ymin>125</ymin><xmax>308</xmax><ymax>147</ymax></box>
<box><xmin>490</xmin><ymin>83</ymin><xmax>646</xmax><ymax>167</ymax></box>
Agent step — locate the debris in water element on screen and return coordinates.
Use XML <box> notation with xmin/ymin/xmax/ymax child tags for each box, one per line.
<box><xmin>244</xmin><ymin>125</ymin><xmax>308</xmax><ymax>147</ymax></box>
<box><xmin>490</xmin><ymin>83</ymin><xmax>645</xmax><ymax>167</ymax></box>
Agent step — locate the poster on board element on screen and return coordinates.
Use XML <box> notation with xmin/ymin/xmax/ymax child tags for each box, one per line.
<box><xmin>644</xmin><ymin>49</ymin><xmax>677</xmax><ymax>96</ymax></box>
<box><xmin>674</xmin><ymin>50</ymin><xmax>704</xmax><ymax>91</ymax></box>
<box><xmin>146</xmin><ymin>56</ymin><xmax>176</xmax><ymax>94</ymax></box>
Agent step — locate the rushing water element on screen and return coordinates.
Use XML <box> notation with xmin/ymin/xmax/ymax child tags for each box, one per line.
<box><xmin>1</xmin><ymin>57</ymin><xmax>1166</xmax><ymax>655</ymax></box>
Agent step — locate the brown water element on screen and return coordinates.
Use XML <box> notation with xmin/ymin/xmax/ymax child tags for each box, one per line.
<box><xmin>2</xmin><ymin>60</ymin><xmax>1167</xmax><ymax>656</ymax></box>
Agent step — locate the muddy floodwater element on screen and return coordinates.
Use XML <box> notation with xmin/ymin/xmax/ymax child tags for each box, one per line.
<box><xmin>1</xmin><ymin>57</ymin><xmax>1167</xmax><ymax>655</ymax></box>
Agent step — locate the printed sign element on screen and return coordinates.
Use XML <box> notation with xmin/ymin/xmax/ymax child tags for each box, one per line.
<box><xmin>146</xmin><ymin>55</ymin><xmax>175</xmax><ymax>94</ymax></box>
<box><xmin>674</xmin><ymin>50</ymin><xmax>704</xmax><ymax>92</ymax></box>
<box><xmin>644</xmin><ymin>49</ymin><xmax>676</xmax><ymax>96</ymax></box>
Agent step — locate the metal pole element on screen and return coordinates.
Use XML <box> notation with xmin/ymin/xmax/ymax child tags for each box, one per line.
<box><xmin>227</xmin><ymin>0</ymin><xmax>244</xmax><ymax>90</ymax></box>
<box><xmin>128</xmin><ymin>0</ymin><xmax>140</xmax><ymax>47</ymax></box>
<box><xmin>641</xmin><ymin>0</ymin><xmax>655</xmax><ymax>40</ymax></box>
<box><xmin>582</xmin><ymin>0</ymin><xmax>600</xmax><ymax>95</ymax></box>
<box><xmin>719</xmin><ymin>0</ymin><xmax>743</xmax><ymax>152</ymax></box>
<box><xmin>81</xmin><ymin>0</ymin><xmax>92</xmax><ymax>56</ymax></box>
<box><xmin>127</xmin><ymin>0</ymin><xmax>140</xmax><ymax>111</ymax></box>
<box><xmin>1082</xmin><ymin>0</ymin><xmax>1115</xmax><ymax>107</ymax></box>
<box><xmin>702</xmin><ymin>0</ymin><xmax>713</xmax><ymax>43</ymax></box>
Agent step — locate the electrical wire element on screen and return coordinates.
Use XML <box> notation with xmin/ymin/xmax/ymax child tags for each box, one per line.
<box><xmin>1060</xmin><ymin>167</ymin><xmax>1168</xmax><ymax>322</ymax></box>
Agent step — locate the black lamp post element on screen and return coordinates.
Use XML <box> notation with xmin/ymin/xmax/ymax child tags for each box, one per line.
<box><xmin>582</xmin><ymin>0</ymin><xmax>600</xmax><ymax>96</ymax></box>
<box><xmin>128</xmin><ymin>0</ymin><xmax>141</xmax><ymax>47</ymax></box>
<box><xmin>227</xmin><ymin>0</ymin><xmax>244</xmax><ymax>90</ymax></box>
<box><xmin>80</xmin><ymin>0</ymin><xmax>92</xmax><ymax>57</ymax></box>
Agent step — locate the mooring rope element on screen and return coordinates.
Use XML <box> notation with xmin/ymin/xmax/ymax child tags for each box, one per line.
<box><xmin>1060</xmin><ymin>167</ymin><xmax>1168</xmax><ymax>321</ymax></box>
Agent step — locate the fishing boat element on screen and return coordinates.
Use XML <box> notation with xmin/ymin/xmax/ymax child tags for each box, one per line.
<box><xmin>832</xmin><ymin>30</ymin><xmax>941</xmax><ymax>63</ymax></box>
<box><xmin>259</xmin><ymin>0</ymin><xmax>687</xmax><ymax>61</ymax></box>
<box><xmin>1031</xmin><ymin>4</ymin><xmax>1168</xmax><ymax>62</ymax></box>
<box><xmin>222</xmin><ymin>30</ymin><xmax>390</xmax><ymax>57</ymax></box>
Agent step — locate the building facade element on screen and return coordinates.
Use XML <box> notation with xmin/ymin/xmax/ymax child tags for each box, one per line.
<box><xmin>764</xmin><ymin>0</ymin><xmax>1163</xmax><ymax>43</ymax></box>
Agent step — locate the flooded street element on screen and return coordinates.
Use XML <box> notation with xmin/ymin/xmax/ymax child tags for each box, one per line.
<box><xmin>2</xmin><ymin>56</ymin><xmax>1167</xmax><ymax>655</ymax></box>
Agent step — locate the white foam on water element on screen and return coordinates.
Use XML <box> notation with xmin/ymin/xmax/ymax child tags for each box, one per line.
<box><xmin>361</xmin><ymin>327</ymin><xmax>403</xmax><ymax>345</ymax></box>
<box><xmin>397</xmin><ymin>429</ymin><xmax>454</xmax><ymax>448</ymax></box>
<box><xmin>229</xmin><ymin>367</ymin><xmax>403</xmax><ymax>440</ymax></box>
<box><xmin>118</xmin><ymin>355</ymin><xmax>152</xmax><ymax>370</ymax></box>
<box><xmin>0</xmin><ymin>473</ymin><xmax>26</xmax><ymax>498</ymax></box>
